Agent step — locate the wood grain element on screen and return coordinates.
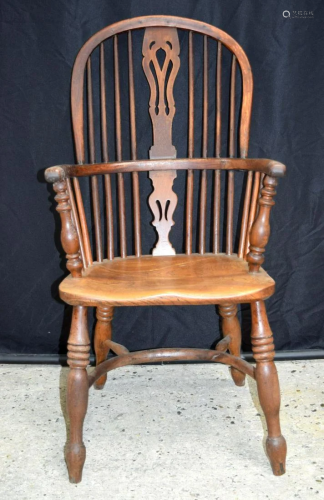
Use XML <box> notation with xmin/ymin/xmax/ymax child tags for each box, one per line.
<box><xmin>59</xmin><ymin>254</ymin><xmax>275</xmax><ymax>307</ymax></box>
<box><xmin>48</xmin><ymin>158</ymin><xmax>286</xmax><ymax>179</ymax></box>
<box><xmin>88</xmin><ymin>347</ymin><xmax>255</xmax><ymax>388</ymax></box>
<box><xmin>71</xmin><ymin>16</ymin><xmax>253</xmax><ymax>162</ymax></box>
<box><xmin>219</xmin><ymin>304</ymin><xmax>246</xmax><ymax>386</ymax></box>
<box><xmin>45</xmin><ymin>17</ymin><xmax>287</xmax><ymax>482</ymax></box>
<box><xmin>65</xmin><ymin>306</ymin><xmax>90</xmax><ymax>483</ymax></box>
<box><xmin>251</xmin><ymin>300</ymin><xmax>287</xmax><ymax>475</ymax></box>
<box><xmin>128</xmin><ymin>31</ymin><xmax>142</xmax><ymax>257</ymax></box>
<box><xmin>143</xmin><ymin>27</ymin><xmax>180</xmax><ymax>255</ymax></box>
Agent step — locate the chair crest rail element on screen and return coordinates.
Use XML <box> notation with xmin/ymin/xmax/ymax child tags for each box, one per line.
<box><xmin>45</xmin><ymin>158</ymin><xmax>286</xmax><ymax>182</ymax></box>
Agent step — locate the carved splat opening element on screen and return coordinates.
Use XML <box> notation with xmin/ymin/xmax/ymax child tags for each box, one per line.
<box><xmin>148</xmin><ymin>170</ymin><xmax>177</xmax><ymax>256</ymax></box>
<box><xmin>165</xmin><ymin>200</ymin><xmax>171</xmax><ymax>221</ymax></box>
<box><xmin>143</xmin><ymin>27</ymin><xmax>180</xmax><ymax>256</ymax></box>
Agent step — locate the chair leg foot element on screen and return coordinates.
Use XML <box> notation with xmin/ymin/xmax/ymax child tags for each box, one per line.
<box><xmin>94</xmin><ymin>307</ymin><xmax>114</xmax><ymax>390</ymax></box>
<box><xmin>65</xmin><ymin>443</ymin><xmax>86</xmax><ymax>483</ymax></box>
<box><xmin>65</xmin><ymin>306</ymin><xmax>90</xmax><ymax>483</ymax></box>
<box><xmin>230</xmin><ymin>367</ymin><xmax>246</xmax><ymax>386</ymax></box>
<box><xmin>251</xmin><ymin>300</ymin><xmax>287</xmax><ymax>476</ymax></box>
<box><xmin>266</xmin><ymin>436</ymin><xmax>287</xmax><ymax>476</ymax></box>
<box><xmin>219</xmin><ymin>304</ymin><xmax>246</xmax><ymax>386</ymax></box>
<box><xmin>94</xmin><ymin>382</ymin><xmax>106</xmax><ymax>391</ymax></box>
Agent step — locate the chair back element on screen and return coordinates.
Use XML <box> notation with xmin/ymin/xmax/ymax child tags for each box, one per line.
<box><xmin>68</xmin><ymin>16</ymin><xmax>257</xmax><ymax>267</ymax></box>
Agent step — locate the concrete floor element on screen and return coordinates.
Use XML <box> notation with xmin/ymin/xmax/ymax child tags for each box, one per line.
<box><xmin>0</xmin><ymin>360</ymin><xmax>323</xmax><ymax>500</ymax></box>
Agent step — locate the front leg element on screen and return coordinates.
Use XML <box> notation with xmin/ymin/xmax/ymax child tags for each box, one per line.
<box><xmin>65</xmin><ymin>306</ymin><xmax>90</xmax><ymax>483</ymax></box>
<box><xmin>251</xmin><ymin>300</ymin><xmax>287</xmax><ymax>475</ymax></box>
<box><xmin>218</xmin><ymin>304</ymin><xmax>245</xmax><ymax>386</ymax></box>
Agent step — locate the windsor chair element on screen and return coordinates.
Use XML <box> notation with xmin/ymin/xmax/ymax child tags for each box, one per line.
<box><xmin>45</xmin><ymin>16</ymin><xmax>287</xmax><ymax>483</ymax></box>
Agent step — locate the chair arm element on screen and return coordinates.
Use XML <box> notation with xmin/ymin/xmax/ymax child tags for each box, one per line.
<box><xmin>45</xmin><ymin>158</ymin><xmax>286</xmax><ymax>180</ymax></box>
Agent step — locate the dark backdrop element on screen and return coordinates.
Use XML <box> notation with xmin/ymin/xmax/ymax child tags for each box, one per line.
<box><xmin>1</xmin><ymin>0</ymin><xmax>324</xmax><ymax>356</ymax></box>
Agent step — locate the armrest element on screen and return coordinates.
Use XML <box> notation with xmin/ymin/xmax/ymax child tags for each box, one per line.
<box><xmin>45</xmin><ymin>165</ymin><xmax>66</xmax><ymax>183</ymax></box>
<box><xmin>45</xmin><ymin>158</ymin><xmax>286</xmax><ymax>181</ymax></box>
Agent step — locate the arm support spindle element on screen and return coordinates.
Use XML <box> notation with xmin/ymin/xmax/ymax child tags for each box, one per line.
<box><xmin>247</xmin><ymin>175</ymin><xmax>278</xmax><ymax>273</ymax></box>
<box><xmin>45</xmin><ymin>166</ymin><xmax>82</xmax><ymax>277</ymax></box>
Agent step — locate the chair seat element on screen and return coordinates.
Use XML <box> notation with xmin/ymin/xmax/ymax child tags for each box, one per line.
<box><xmin>59</xmin><ymin>253</ymin><xmax>275</xmax><ymax>306</ymax></box>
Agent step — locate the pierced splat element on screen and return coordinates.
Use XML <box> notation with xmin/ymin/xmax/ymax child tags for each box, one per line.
<box><xmin>149</xmin><ymin>170</ymin><xmax>177</xmax><ymax>255</ymax></box>
<box><xmin>143</xmin><ymin>27</ymin><xmax>180</xmax><ymax>255</ymax></box>
<box><xmin>142</xmin><ymin>27</ymin><xmax>180</xmax><ymax>159</ymax></box>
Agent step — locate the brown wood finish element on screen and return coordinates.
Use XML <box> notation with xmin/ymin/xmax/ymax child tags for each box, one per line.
<box><xmin>59</xmin><ymin>254</ymin><xmax>275</xmax><ymax>307</ymax></box>
<box><xmin>251</xmin><ymin>300</ymin><xmax>287</xmax><ymax>475</ymax></box>
<box><xmin>143</xmin><ymin>27</ymin><xmax>180</xmax><ymax>255</ymax></box>
<box><xmin>88</xmin><ymin>346</ymin><xmax>255</xmax><ymax>388</ymax></box>
<box><xmin>93</xmin><ymin>306</ymin><xmax>114</xmax><ymax>390</ymax></box>
<box><xmin>87</xmin><ymin>57</ymin><xmax>103</xmax><ymax>261</ymax></box>
<box><xmin>72</xmin><ymin>176</ymin><xmax>92</xmax><ymax>267</ymax></box>
<box><xmin>66</xmin><ymin>178</ymin><xmax>86</xmax><ymax>268</ymax></box>
<box><xmin>218</xmin><ymin>304</ymin><xmax>246</xmax><ymax>386</ymax></box>
<box><xmin>99</xmin><ymin>43</ymin><xmax>115</xmax><ymax>261</ymax></box>
<box><xmin>238</xmin><ymin>170</ymin><xmax>253</xmax><ymax>258</ymax></box>
<box><xmin>186</xmin><ymin>31</ymin><xmax>194</xmax><ymax>255</ymax></box>
<box><xmin>244</xmin><ymin>171</ymin><xmax>261</xmax><ymax>257</ymax></box>
<box><xmin>128</xmin><ymin>31</ymin><xmax>142</xmax><ymax>257</ymax></box>
<box><xmin>199</xmin><ymin>36</ymin><xmax>208</xmax><ymax>255</ymax></box>
<box><xmin>53</xmin><ymin>180</ymin><xmax>82</xmax><ymax>278</ymax></box>
<box><xmin>65</xmin><ymin>306</ymin><xmax>90</xmax><ymax>483</ymax></box>
<box><xmin>247</xmin><ymin>175</ymin><xmax>278</xmax><ymax>272</ymax></box>
<box><xmin>213</xmin><ymin>42</ymin><xmax>222</xmax><ymax>253</ymax></box>
<box><xmin>226</xmin><ymin>55</ymin><xmax>237</xmax><ymax>256</ymax></box>
<box><xmin>114</xmin><ymin>36</ymin><xmax>127</xmax><ymax>258</ymax></box>
<box><xmin>46</xmin><ymin>158</ymin><xmax>286</xmax><ymax>179</ymax></box>
<box><xmin>70</xmin><ymin>16</ymin><xmax>254</xmax><ymax>161</ymax></box>
<box><xmin>45</xmin><ymin>16</ymin><xmax>287</xmax><ymax>482</ymax></box>
<box><xmin>143</xmin><ymin>27</ymin><xmax>180</xmax><ymax>160</ymax></box>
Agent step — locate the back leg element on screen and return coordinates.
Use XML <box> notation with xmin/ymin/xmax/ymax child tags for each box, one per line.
<box><xmin>218</xmin><ymin>304</ymin><xmax>246</xmax><ymax>386</ymax></box>
<box><xmin>94</xmin><ymin>306</ymin><xmax>114</xmax><ymax>390</ymax></box>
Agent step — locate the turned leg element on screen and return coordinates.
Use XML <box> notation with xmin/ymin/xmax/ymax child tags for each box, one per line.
<box><xmin>94</xmin><ymin>306</ymin><xmax>114</xmax><ymax>390</ymax></box>
<box><xmin>251</xmin><ymin>300</ymin><xmax>287</xmax><ymax>476</ymax></box>
<box><xmin>218</xmin><ymin>304</ymin><xmax>246</xmax><ymax>386</ymax></box>
<box><xmin>65</xmin><ymin>306</ymin><xmax>90</xmax><ymax>483</ymax></box>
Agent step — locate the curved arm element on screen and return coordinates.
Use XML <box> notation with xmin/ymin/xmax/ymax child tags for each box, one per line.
<box><xmin>45</xmin><ymin>158</ymin><xmax>286</xmax><ymax>180</ymax></box>
<box><xmin>246</xmin><ymin>175</ymin><xmax>279</xmax><ymax>273</ymax></box>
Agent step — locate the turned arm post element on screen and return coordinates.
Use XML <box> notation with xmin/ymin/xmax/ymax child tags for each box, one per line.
<box><xmin>246</xmin><ymin>175</ymin><xmax>278</xmax><ymax>273</ymax></box>
<box><xmin>45</xmin><ymin>166</ymin><xmax>82</xmax><ymax>277</ymax></box>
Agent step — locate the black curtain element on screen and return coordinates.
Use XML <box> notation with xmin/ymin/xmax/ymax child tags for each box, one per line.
<box><xmin>1</xmin><ymin>0</ymin><xmax>324</xmax><ymax>356</ymax></box>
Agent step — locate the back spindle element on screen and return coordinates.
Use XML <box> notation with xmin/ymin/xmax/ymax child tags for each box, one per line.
<box><xmin>128</xmin><ymin>31</ymin><xmax>142</xmax><ymax>257</ymax></box>
<box><xmin>87</xmin><ymin>57</ymin><xmax>103</xmax><ymax>263</ymax></box>
<box><xmin>72</xmin><ymin>176</ymin><xmax>92</xmax><ymax>266</ymax></box>
<box><xmin>186</xmin><ymin>31</ymin><xmax>194</xmax><ymax>255</ymax></box>
<box><xmin>199</xmin><ymin>36</ymin><xmax>208</xmax><ymax>254</ymax></box>
<box><xmin>238</xmin><ymin>170</ymin><xmax>253</xmax><ymax>258</ymax></box>
<box><xmin>100</xmin><ymin>43</ymin><xmax>114</xmax><ymax>260</ymax></box>
<box><xmin>244</xmin><ymin>171</ymin><xmax>261</xmax><ymax>257</ymax></box>
<box><xmin>226</xmin><ymin>54</ymin><xmax>236</xmax><ymax>255</ymax></box>
<box><xmin>114</xmin><ymin>35</ymin><xmax>127</xmax><ymax>258</ymax></box>
<box><xmin>213</xmin><ymin>41</ymin><xmax>222</xmax><ymax>254</ymax></box>
<box><xmin>66</xmin><ymin>178</ymin><xmax>86</xmax><ymax>267</ymax></box>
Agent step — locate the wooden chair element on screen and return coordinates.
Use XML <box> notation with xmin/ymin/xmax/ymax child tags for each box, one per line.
<box><xmin>45</xmin><ymin>16</ymin><xmax>287</xmax><ymax>483</ymax></box>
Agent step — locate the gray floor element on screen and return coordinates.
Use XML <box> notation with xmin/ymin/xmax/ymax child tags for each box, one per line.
<box><xmin>0</xmin><ymin>361</ymin><xmax>324</xmax><ymax>499</ymax></box>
